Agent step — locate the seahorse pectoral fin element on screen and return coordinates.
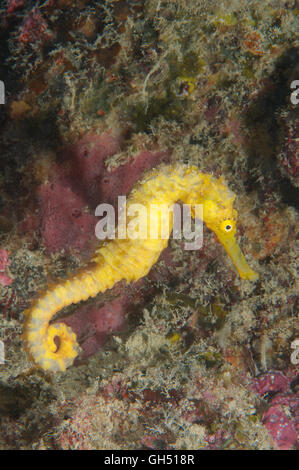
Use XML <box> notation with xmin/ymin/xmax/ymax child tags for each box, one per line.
<box><xmin>217</xmin><ymin>234</ymin><xmax>259</xmax><ymax>281</ymax></box>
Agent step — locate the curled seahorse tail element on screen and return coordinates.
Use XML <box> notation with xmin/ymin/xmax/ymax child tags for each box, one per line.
<box><xmin>23</xmin><ymin>321</ymin><xmax>79</xmax><ymax>372</ymax></box>
<box><xmin>23</xmin><ymin>263</ymin><xmax>110</xmax><ymax>372</ymax></box>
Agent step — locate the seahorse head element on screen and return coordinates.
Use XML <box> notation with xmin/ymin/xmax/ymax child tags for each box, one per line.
<box><xmin>202</xmin><ymin>177</ymin><xmax>258</xmax><ymax>281</ymax></box>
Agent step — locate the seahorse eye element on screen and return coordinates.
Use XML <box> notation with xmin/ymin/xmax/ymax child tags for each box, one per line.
<box><xmin>220</xmin><ymin>219</ymin><xmax>235</xmax><ymax>233</ymax></box>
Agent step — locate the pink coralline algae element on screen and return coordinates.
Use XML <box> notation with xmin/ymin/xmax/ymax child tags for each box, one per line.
<box><xmin>37</xmin><ymin>132</ymin><xmax>168</xmax><ymax>254</ymax></box>
<box><xmin>0</xmin><ymin>249</ymin><xmax>13</xmax><ymax>287</ymax></box>
<box><xmin>262</xmin><ymin>394</ymin><xmax>298</xmax><ymax>450</ymax></box>
<box><xmin>37</xmin><ymin>182</ymin><xmax>97</xmax><ymax>255</ymax></box>
<box><xmin>61</xmin><ymin>132</ymin><xmax>122</xmax><ymax>208</ymax></box>
<box><xmin>252</xmin><ymin>371</ymin><xmax>289</xmax><ymax>396</ymax></box>
<box><xmin>253</xmin><ymin>371</ymin><xmax>298</xmax><ymax>450</ymax></box>
<box><xmin>18</xmin><ymin>8</ymin><xmax>53</xmax><ymax>44</ymax></box>
<box><xmin>61</xmin><ymin>133</ymin><xmax>169</xmax><ymax>208</ymax></box>
<box><xmin>61</xmin><ymin>295</ymin><xmax>129</xmax><ymax>361</ymax></box>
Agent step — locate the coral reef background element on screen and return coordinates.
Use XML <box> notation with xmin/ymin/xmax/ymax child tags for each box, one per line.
<box><xmin>0</xmin><ymin>0</ymin><xmax>298</xmax><ymax>449</ymax></box>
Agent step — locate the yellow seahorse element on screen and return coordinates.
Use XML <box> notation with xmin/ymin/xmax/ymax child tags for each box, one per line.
<box><xmin>23</xmin><ymin>164</ymin><xmax>258</xmax><ymax>372</ymax></box>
